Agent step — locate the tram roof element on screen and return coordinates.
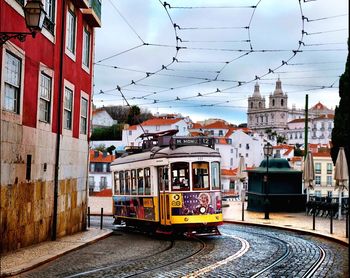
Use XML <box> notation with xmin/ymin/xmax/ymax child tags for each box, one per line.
<box><xmin>111</xmin><ymin>145</ymin><xmax>220</xmax><ymax>165</ymax></box>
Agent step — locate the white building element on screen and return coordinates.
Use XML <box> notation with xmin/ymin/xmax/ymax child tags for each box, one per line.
<box><xmin>284</xmin><ymin>114</ymin><xmax>334</xmax><ymax>145</ymax></box>
<box><xmin>92</xmin><ymin>108</ymin><xmax>117</xmax><ymax>128</ymax></box>
<box><xmin>89</xmin><ymin>150</ymin><xmax>115</xmax><ymax>192</ymax></box>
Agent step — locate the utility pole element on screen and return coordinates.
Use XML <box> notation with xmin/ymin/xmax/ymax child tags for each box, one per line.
<box><xmin>304</xmin><ymin>94</ymin><xmax>309</xmax><ymax>157</ymax></box>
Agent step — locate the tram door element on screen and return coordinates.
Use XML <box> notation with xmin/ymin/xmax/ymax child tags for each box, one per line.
<box><xmin>158</xmin><ymin>166</ymin><xmax>170</xmax><ymax>225</ymax></box>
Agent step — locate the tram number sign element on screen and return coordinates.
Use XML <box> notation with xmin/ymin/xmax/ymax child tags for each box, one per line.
<box><xmin>172</xmin><ymin>137</ymin><xmax>214</xmax><ymax>149</ymax></box>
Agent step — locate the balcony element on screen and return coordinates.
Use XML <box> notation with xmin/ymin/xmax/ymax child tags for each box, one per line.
<box><xmin>81</xmin><ymin>0</ymin><xmax>101</xmax><ymax>27</ymax></box>
<box><xmin>72</xmin><ymin>0</ymin><xmax>89</xmax><ymax>8</ymax></box>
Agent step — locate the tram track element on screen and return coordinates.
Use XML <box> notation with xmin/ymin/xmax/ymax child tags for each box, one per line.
<box><xmin>63</xmin><ymin>235</ymin><xmax>207</xmax><ymax>278</ymax></box>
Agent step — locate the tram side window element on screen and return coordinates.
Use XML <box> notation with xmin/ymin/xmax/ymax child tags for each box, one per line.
<box><xmin>144</xmin><ymin>168</ymin><xmax>151</xmax><ymax>195</ymax></box>
<box><xmin>119</xmin><ymin>171</ymin><xmax>125</xmax><ymax>194</ymax></box>
<box><xmin>171</xmin><ymin>162</ymin><xmax>189</xmax><ymax>191</ymax></box>
<box><xmin>158</xmin><ymin>167</ymin><xmax>169</xmax><ymax>191</ymax></box>
<box><xmin>192</xmin><ymin>162</ymin><xmax>209</xmax><ymax>190</ymax></box>
<box><xmin>137</xmin><ymin>168</ymin><xmax>144</xmax><ymax>195</ymax></box>
<box><xmin>131</xmin><ymin>169</ymin><xmax>137</xmax><ymax>195</ymax></box>
<box><xmin>211</xmin><ymin>162</ymin><xmax>221</xmax><ymax>190</ymax></box>
<box><xmin>113</xmin><ymin>171</ymin><xmax>120</xmax><ymax>195</ymax></box>
<box><xmin>125</xmin><ymin>170</ymin><xmax>130</xmax><ymax>194</ymax></box>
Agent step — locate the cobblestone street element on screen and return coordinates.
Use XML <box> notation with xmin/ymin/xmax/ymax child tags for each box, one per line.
<box><xmin>14</xmin><ymin>223</ymin><xmax>348</xmax><ymax>278</ymax></box>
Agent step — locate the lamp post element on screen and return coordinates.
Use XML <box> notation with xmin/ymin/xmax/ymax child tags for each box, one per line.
<box><xmin>263</xmin><ymin>142</ymin><xmax>273</xmax><ymax>219</ymax></box>
<box><xmin>0</xmin><ymin>0</ymin><xmax>46</xmax><ymax>46</ymax></box>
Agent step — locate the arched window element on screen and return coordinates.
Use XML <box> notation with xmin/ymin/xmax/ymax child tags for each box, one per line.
<box><xmin>272</xmin><ymin>99</ymin><xmax>275</xmax><ymax>106</ymax></box>
<box><xmin>259</xmin><ymin>102</ymin><xmax>262</xmax><ymax>108</ymax></box>
<box><xmin>251</xmin><ymin>102</ymin><xmax>253</xmax><ymax>108</ymax></box>
<box><xmin>281</xmin><ymin>99</ymin><xmax>284</xmax><ymax>106</ymax></box>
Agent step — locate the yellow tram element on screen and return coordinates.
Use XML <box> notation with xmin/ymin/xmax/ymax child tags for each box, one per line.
<box><xmin>111</xmin><ymin>131</ymin><xmax>223</xmax><ymax>236</ymax></box>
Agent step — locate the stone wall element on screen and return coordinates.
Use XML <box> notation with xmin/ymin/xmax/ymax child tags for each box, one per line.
<box><xmin>0</xmin><ymin>178</ymin><xmax>87</xmax><ymax>254</ymax></box>
<box><xmin>1</xmin><ymin>118</ymin><xmax>89</xmax><ymax>254</ymax></box>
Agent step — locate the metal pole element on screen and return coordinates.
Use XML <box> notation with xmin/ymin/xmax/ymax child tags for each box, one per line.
<box><xmin>313</xmin><ymin>209</ymin><xmax>316</xmax><ymax>230</ymax></box>
<box><xmin>264</xmin><ymin>155</ymin><xmax>270</xmax><ymax>220</ymax></box>
<box><xmin>88</xmin><ymin>207</ymin><xmax>90</xmax><ymax>228</ymax></box>
<box><xmin>346</xmin><ymin>210</ymin><xmax>349</xmax><ymax>238</ymax></box>
<box><xmin>242</xmin><ymin>201</ymin><xmax>244</xmax><ymax>221</ymax></box>
<box><xmin>100</xmin><ymin>208</ymin><xmax>103</xmax><ymax>229</ymax></box>
<box><xmin>304</xmin><ymin>94</ymin><xmax>309</xmax><ymax>157</ymax></box>
<box><xmin>330</xmin><ymin>209</ymin><xmax>333</xmax><ymax>234</ymax></box>
<box><xmin>52</xmin><ymin>0</ymin><xmax>67</xmax><ymax>241</ymax></box>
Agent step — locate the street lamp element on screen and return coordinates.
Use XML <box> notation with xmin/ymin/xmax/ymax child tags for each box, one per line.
<box><xmin>263</xmin><ymin>142</ymin><xmax>273</xmax><ymax>219</ymax></box>
<box><xmin>0</xmin><ymin>0</ymin><xmax>46</xmax><ymax>46</ymax></box>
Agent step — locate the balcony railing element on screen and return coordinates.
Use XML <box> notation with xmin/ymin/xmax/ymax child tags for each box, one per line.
<box><xmin>82</xmin><ymin>0</ymin><xmax>101</xmax><ymax>27</ymax></box>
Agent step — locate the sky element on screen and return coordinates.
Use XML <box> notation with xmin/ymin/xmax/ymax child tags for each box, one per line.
<box><xmin>93</xmin><ymin>0</ymin><xmax>349</xmax><ymax>125</ymax></box>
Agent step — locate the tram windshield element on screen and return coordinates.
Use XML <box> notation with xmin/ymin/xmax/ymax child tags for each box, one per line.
<box><xmin>171</xmin><ymin>162</ymin><xmax>190</xmax><ymax>191</ymax></box>
<box><xmin>211</xmin><ymin>162</ymin><xmax>220</xmax><ymax>190</ymax></box>
<box><xmin>192</xmin><ymin>162</ymin><xmax>209</xmax><ymax>190</ymax></box>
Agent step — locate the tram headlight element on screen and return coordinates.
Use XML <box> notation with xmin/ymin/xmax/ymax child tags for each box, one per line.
<box><xmin>199</xmin><ymin>206</ymin><xmax>206</xmax><ymax>214</ymax></box>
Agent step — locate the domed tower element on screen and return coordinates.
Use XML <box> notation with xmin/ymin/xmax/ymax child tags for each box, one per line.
<box><xmin>268</xmin><ymin>78</ymin><xmax>288</xmax><ymax>130</ymax></box>
<box><xmin>247</xmin><ymin>82</ymin><xmax>266</xmax><ymax>129</ymax></box>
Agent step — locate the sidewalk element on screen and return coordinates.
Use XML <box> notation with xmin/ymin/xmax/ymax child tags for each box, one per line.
<box><xmin>0</xmin><ymin>228</ymin><xmax>113</xmax><ymax>277</ymax></box>
<box><xmin>223</xmin><ymin>200</ymin><xmax>349</xmax><ymax>245</ymax></box>
<box><xmin>1</xmin><ymin>202</ymin><xmax>348</xmax><ymax>277</ymax></box>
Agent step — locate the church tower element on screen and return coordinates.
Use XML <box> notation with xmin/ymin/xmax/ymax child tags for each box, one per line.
<box><xmin>247</xmin><ymin>82</ymin><xmax>266</xmax><ymax>129</ymax></box>
<box><xmin>268</xmin><ymin>78</ymin><xmax>288</xmax><ymax>130</ymax></box>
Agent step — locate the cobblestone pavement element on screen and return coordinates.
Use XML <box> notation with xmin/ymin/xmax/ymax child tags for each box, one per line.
<box><xmin>15</xmin><ymin>224</ymin><xmax>348</xmax><ymax>278</ymax></box>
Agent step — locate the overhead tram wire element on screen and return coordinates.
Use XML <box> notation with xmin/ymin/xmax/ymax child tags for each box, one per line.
<box><xmin>302</xmin><ymin>13</ymin><xmax>347</xmax><ymax>22</ymax></box>
<box><xmin>94</xmin><ymin>0</ymin><xmax>344</xmax><ymax>112</ymax></box>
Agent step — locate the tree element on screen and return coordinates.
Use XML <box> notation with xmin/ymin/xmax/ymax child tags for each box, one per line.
<box><xmin>127</xmin><ymin>105</ymin><xmax>141</xmax><ymax>125</ymax></box>
<box><xmin>106</xmin><ymin>145</ymin><xmax>116</xmax><ymax>154</ymax></box>
<box><xmin>331</xmin><ymin>39</ymin><xmax>350</xmax><ymax>175</ymax></box>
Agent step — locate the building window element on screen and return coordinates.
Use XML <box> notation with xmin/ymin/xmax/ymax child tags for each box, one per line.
<box><xmin>315</xmin><ymin>176</ymin><xmax>321</xmax><ymax>185</ymax></box>
<box><xmin>219</xmin><ymin>130</ymin><xmax>223</xmax><ymax>136</ymax></box>
<box><xmin>315</xmin><ymin>163</ymin><xmax>321</xmax><ymax>174</ymax></box>
<box><xmin>129</xmin><ymin>130</ymin><xmax>132</xmax><ymax>135</ymax></box>
<box><xmin>4</xmin><ymin>52</ymin><xmax>21</xmax><ymax>113</ymax></box>
<box><xmin>39</xmin><ymin>73</ymin><xmax>52</xmax><ymax>123</ymax></box>
<box><xmin>327</xmin><ymin>163</ymin><xmax>332</xmax><ymax>174</ymax></box>
<box><xmin>66</xmin><ymin>9</ymin><xmax>76</xmax><ymax>54</ymax></box>
<box><xmin>230</xmin><ymin>149</ymin><xmax>233</xmax><ymax>153</ymax></box>
<box><xmin>315</xmin><ymin>190</ymin><xmax>321</xmax><ymax>197</ymax></box>
<box><xmin>327</xmin><ymin>191</ymin><xmax>332</xmax><ymax>198</ymax></box>
<box><xmin>43</xmin><ymin>0</ymin><xmax>55</xmax><ymax>34</ymax></box>
<box><xmin>245</xmin><ymin>153</ymin><xmax>248</xmax><ymax>158</ymax></box>
<box><xmin>230</xmin><ymin>158</ymin><xmax>233</xmax><ymax>166</ymax></box>
<box><xmin>64</xmin><ymin>87</ymin><xmax>73</xmax><ymax>130</ymax></box>
<box><xmin>327</xmin><ymin>176</ymin><xmax>332</xmax><ymax>186</ymax></box>
<box><xmin>90</xmin><ymin>163</ymin><xmax>95</xmax><ymax>172</ymax></box>
<box><xmin>82</xmin><ymin>28</ymin><xmax>90</xmax><ymax>67</ymax></box>
<box><xmin>80</xmin><ymin>97</ymin><xmax>88</xmax><ymax>134</ymax></box>
<box><xmin>246</xmin><ymin>144</ymin><xmax>249</xmax><ymax>150</ymax></box>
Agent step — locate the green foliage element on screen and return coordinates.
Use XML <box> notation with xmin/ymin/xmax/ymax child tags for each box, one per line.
<box><xmin>90</xmin><ymin>124</ymin><xmax>123</xmax><ymax>141</ymax></box>
<box><xmin>127</xmin><ymin>105</ymin><xmax>141</xmax><ymax>125</ymax></box>
<box><xmin>331</xmin><ymin>38</ymin><xmax>350</xmax><ymax>171</ymax></box>
<box><xmin>106</xmin><ymin>145</ymin><xmax>116</xmax><ymax>154</ymax></box>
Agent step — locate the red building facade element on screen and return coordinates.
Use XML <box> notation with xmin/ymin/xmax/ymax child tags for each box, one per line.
<box><xmin>0</xmin><ymin>0</ymin><xmax>101</xmax><ymax>253</ymax></box>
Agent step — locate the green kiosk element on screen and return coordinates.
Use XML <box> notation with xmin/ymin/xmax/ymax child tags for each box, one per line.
<box><xmin>246</xmin><ymin>158</ymin><xmax>306</xmax><ymax>212</ymax></box>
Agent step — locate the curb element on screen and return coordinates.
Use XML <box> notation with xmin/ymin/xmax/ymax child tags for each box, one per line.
<box><xmin>224</xmin><ymin>220</ymin><xmax>349</xmax><ymax>247</ymax></box>
<box><xmin>0</xmin><ymin>230</ymin><xmax>113</xmax><ymax>277</ymax></box>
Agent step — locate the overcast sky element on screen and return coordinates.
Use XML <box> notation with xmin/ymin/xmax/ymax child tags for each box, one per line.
<box><xmin>93</xmin><ymin>0</ymin><xmax>348</xmax><ymax>125</ymax></box>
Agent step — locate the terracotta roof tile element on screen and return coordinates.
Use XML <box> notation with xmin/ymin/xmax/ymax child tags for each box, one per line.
<box><xmin>91</xmin><ymin>189</ymin><xmax>112</xmax><ymax>197</ymax></box>
<box><xmin>89</xmin><ymin>150</ymin><xmax>115</xmax><ymax>162</ymax></box>
<box><xmin>204</xmin><ymin>121</ymin><xmax>230</xmax><ymax>129</ymax></box>
<box><xmin>141</xmin><ymin>118</ymin><xmax>182</xmax><ymax>126</ymax></box>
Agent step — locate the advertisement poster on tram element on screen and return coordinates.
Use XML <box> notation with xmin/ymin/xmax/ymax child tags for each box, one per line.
<box><xmin>172</xmin><ymin>192</ymin><xmax>222</xmax><ymax>216</ymax></box>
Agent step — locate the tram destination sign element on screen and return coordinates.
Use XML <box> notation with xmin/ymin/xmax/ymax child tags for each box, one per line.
<box><xmin>171</xmin><ymin>137</ymin><xmax>215</xmax><ymax>149</ymax></box>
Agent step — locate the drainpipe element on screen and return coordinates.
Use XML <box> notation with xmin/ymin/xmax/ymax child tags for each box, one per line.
<box><xmin>304</xmin><ymin>94</ymin><xmax>308</xmax><ymax>158</ymax></box>
<box><xmin>52</xmin><ymin>0</ymin><xmax>66</xmax><ymax>241</ymax></box>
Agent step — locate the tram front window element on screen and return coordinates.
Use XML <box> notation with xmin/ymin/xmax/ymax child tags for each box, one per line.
<box><xmin>171</xmin><ymin>162</ymin><xmax>189</xmax><ymax>191</ymax></box>
<box><xmin>145</xmin><ymin>168</ymin><xmax>151</xmax><ymax>195</ymax></box>
<box><xmin>137</xmin><ymin>169</ymin><xmax>144</xmax><ymax>195</ymax></box>
<box><xmin>193</xmin><ymin>162</ymin><xmax>209</xmax><ymax>190</ymax></box>
<box><xmin>211</xmin><ymin>162</ymin><xmax>221</xmax><ymax>190</ymax></box>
